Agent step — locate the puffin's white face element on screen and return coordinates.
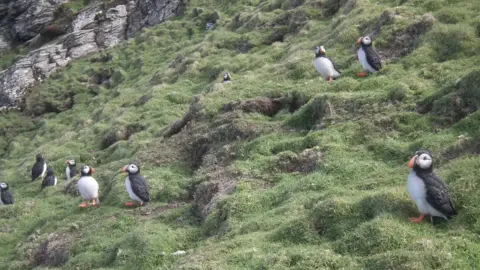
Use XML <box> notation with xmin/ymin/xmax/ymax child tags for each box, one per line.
<box><xmin>68</xmin><ymin>159</ymin><xmax>75</xmax><ymax>165</ymax></box>
<box><xmin>315</xmin><ymin>46</ymin><xmax>326</xmax><ymax>54</ymax></box>
<box><xmin>224</xmin><ymin>73</ymin><xmax>229</xmax><ymax>79</ymax></box>
<box><xmin>126</xmin><ymin>164</ymin><xmax>139</xmax><ymax>174</ymax></box>
<box><xmin>82</xmin><ymin>166</ymin><xmax>91</xmax><ymax>174</ymax></box>
<box><xmin>416</xmin><ymin>153</ymin><xmax>432</xmax><ymax>169</ymax></box>
<box><xmin>362</xmin><ymin>36</ymin><xmax>372</xmax><ymax>45</ymax></box>
<box><xmin>0</xmin><ymin>182</ymin><xmax>7</xmax><ymax>189</ymax></box>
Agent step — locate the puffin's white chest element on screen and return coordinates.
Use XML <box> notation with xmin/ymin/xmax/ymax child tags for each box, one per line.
<box><xmin>66</xmin><ymin>167</ymin><xmax>70</xmax><ymax>180</ymax></box>
<box><xmin>407</xmin><ymin>171</ymin><xmax>447</xmax><ymax>219</ymax></box>
<box><xmin>125</xmin><ymin>177</ymin><xmax>143</xmax><ymax>202</ymax></box>
<box><xmin>0</xmin><ymin>193</ymin><xmax>3</xmax><ymax>205</ymax></box>
<box><xmin>78</xmin><ymin>176</ymin><xmax>99</xmax><ymax>200</ymax></box>
<box><xmin>41</xmin><ymin>163</ymin><xmax>47</xmax><ymax>178</ymax></box>
<box><xmin>314</xmin><ymin>57</ymin><xmax>340</xmax><ymax>80</ymax></box>
<box><xmin>357</xmin><ymin>48</ymin><xmax>377</xmax><ymax>73</ymax></box>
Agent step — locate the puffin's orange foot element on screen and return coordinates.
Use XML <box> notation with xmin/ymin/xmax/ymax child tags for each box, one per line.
<box><xmin>124</xmin><ymin>201</ymin><xmax>136</xmax><ymax>207</ymax></box>
<box><xmin>79</xmin><ymin>201</ymin><xmax>89</xmax><ymax>208</ymax></box>
<box><xmin>356</xmin><ymin>72</ymin><xmax>367</xmax><ymax>77</ymax></box>
<box><xmin>409</xmin><ymin>214</ymin><xmax>425</xmax><ymax>223</ymax></box>
<box><xmin>328</xmin><ymin>77</ymin><xmax>333</xmax><ymax>83</ymax></box>
<box><xmin>137</xmin><ymin>202</ymin><xmax>144</xmax><ymax>206</ymax></box>
<box><xmin>91</xmin><ymin>199</ymin><xmax>98</xmax><ymax>206</ymax></box>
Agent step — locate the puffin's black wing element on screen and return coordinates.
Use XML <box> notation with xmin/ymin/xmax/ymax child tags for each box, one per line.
<box><xmin>130</xmin><ymin>175</ymin><xmax>150</xmax><ymax>202</ymax></box>
<box><xmin>1</xmin><ymin>191</ymin><xmax>14</xmax><ymax>204</ymax></box>
<box><xmin>69</xmin><ymin>166</ymin><xmax>77</xmax><ymax>178</ymax></box>
<box><xmin>365</xmin><ymin>46</ymin><xmax>382</xmax><ymax>71</ymax></box>
<box><xmin>32</xmin><ymin>162</ymin><xmax>43</xmax><ymax>181</ymax></box>
<box><xmin>42</xmin><ymin>176</ymin><xmax>56</xmax><ymax>189</ymax></box>
<box><xmin>421</xmin><ymin>172</ymin><xmax>457</xmax><ymax>218</ymax></box>
<box><xmin>41</xmin><ymin>176</ymin><xmax>49</xmax><ymax>189</ymax></box>
<box><xmin>326</xmin><ymin>56</ymin><xmax>341</xmax><ymax>74</ymax></box>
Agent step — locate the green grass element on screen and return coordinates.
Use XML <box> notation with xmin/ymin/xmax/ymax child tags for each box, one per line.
<box><xmin>1</xmin><ymin>0</ymin><xmax>480</xmax><ymax>269</ymax></box>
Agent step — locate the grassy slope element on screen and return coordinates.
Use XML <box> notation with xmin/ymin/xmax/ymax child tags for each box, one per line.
<box><xmin>1</xmin><ymin>0</ymin><xmax>480</xmax><ymax>269</ymax></box>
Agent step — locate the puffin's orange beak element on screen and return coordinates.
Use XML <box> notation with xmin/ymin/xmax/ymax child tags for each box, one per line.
<box><xmin>121</xmin><ymin>166</ymin><xmax>127</xmax><ymax>173</ymax></box>
<box><xmin>356</xmin><ymin>37</ymin><xmax>362</xmax><ymax>44</ymax></box>
<box><xmin>66</xmin><ymin>160</ymin><xmax>69</xmax><ymax>164</ymax></box>
<box><xmin>90</xmin><ymin>168</ymin><xmax>95</xmax><ymax>174</ymax></box>
<box><xmin>408</xmin><ymin>155</ymin><xmax>417</xmax><ymax>168</ymax></box>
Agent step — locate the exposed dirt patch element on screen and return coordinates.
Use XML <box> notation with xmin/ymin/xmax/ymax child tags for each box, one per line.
<box><xmin>220</xmin><ymin>92</ymin><xmax>309</xmax><ymax>117</ymax></box>
<box><xmin>278</xmin><ymin>147</ymin><xmax>323</xmax><ymax>173</ymax></box>
<box><xmin>417</xmin><ymin>69</ymin><xmax>480</xmax><ymax>123</ymax></box>
<box><xmin>102</xmin><ymin>123</ymin><xmax>146</xmax><ymax>149</ymax></box>
<box><xmin>63</xmin><ymin>178</ymin><xmax>79</xmax><ymax>196</ymax></box>
<box><xmin>192</xmin><ymin>175</ymin><xmax>236</xmax><ymax>219</ymax></box>
<box><xmin>438</xmin><ymin>136</ymin><xmax>480</xmax><ymax>165</ymax></box>
<box><xmin>379</xmin><ymin>13</ymin><xmax>436</xmax><ymax>60</ymax></box>
<box><xmin>221</xmin><ymin>97</ymin><xmax>284</xmax><ymax>117</ymax></box>
<box><xmin>90</xmin><ymin>68</ymin><xmax>112</xmax><ymax>86</ymax></box>
<box><xmin>32</xmin><ymin>233</ymin><xmax>72</xmax><ymax>267</ymax></box>
<box><xmin>135</xmin><ymin>202</ymin><xmax>186</xmax><ymax>220</ymax></box>
<box><xmin>135</xmin><ymin>94</ymin><xmax>152</xmax><ymax>106</ymax></box>
<box><xmin>164</xmin><ymin>96</ymin><xmax>202</xmax><ymax>138</ymax></box>
<box><xmin>324</xmin><ymin>0</ymin><xmax>349</xmax><ymax>17</ymax></box>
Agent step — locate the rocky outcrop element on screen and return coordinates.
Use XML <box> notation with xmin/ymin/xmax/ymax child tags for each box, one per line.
<box><xmin>0</xmin><ymin>0</ymin><xmax>68</xmax><ymax>51</ymax></box>
<box><xmin>0</xmin><ymin>0</ymin><xmax>188</xmax><ymax>110</ymax></box>
<box><xmin>127</xmin><ymin>0</ymin><xmax>188</xmax><ymax>38</ymax></box>
<box><xmin>95</xmin><ymin>5</ymin><xmax>127</xmax><ymax>48</ymax></box>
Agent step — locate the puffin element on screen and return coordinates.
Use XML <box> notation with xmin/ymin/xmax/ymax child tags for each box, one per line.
<box><xmin>31</xmin><ymin>154</ymin><xmax>47</xmax><ymax>181</ymax></box>
<box><xmin>356</xmin><ymin>36</ymin><xmax>382</xmax><ymax>77</ymax></box>
<box><xmin>313</xmin><ymin>45</ymin><xmax>341</xmax><ymax>83</ymax></box>
<box><xmin>41</xmin><ymin>167</ymin><xmax>57</xmax><ymax>189</ymax></box>
<box><xmin>121</xmin><ymin>163</ymin><xmax>150</xmax><ymax>207</ymax></box>
<box><xmin>0</xmin><ymin>182</ymin><xmax>14</xmax><ymax>205</ymax></box>
<box><xmin>66</xmin><ymin>159</ymin><xmax>77</xmax><ymax>181</ymax></box>
<box><xmin>223</xmin><ymin>72</ymin><xmax>231</xmax><ymax>84</ymax></box>
<box><xmin>407</xmin><ymin>150</ymin><xmax>457</xmax><ymax>224</ymax></box>
<box><xmin>77</xmin><ymin>165</ymin><xmax>100</xmax><ymax>208</ymax></box>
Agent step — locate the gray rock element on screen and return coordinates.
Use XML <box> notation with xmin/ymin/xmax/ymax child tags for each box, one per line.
<box><xmin>11</xmin><ymin>0</ymin><xmax>68</xmax><ymax>41</ymax></box>
<box><xmin>70</xmin><ymin>4</ymin><xmax>102</xmax><ymax>32</ymax></box>
<box><xmin>0</xmin><ymin>0</ymin><xmax>186</xmax><ymax>109</ymax></box>
<box><xmin>127</xmin><ymin>0</ymin><xmax>187</xmax><ymax>38</ymax></box>
<box><xmin>0</xmin><ymin>25</ymin><xmax>12</xmax><ymax>54</ymax></box>
<box><xmin>63</xmin><ymin>29</ymin><xmax>98</xmax><ymax>58</ymax></box>
<box><xmin>95</xmin><ymin>5</ymin><xmax>127</xmax><ymax>48</ymax></box>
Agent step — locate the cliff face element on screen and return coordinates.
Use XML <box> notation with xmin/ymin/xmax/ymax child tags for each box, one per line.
<box><xmin>0</xmin><ymin>0</ymin><xmax>187</xmax><ymax>110</ymax></box>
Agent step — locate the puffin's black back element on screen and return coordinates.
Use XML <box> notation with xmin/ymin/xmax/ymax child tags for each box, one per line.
<box><xmin>128</xmin><ymin>167</ymin><xmax>150</xmax><ymax>203</ymax></box>
<box><xmin>31</xmin><ymin>154</ymin><xmax>45</xmax><ymax>181</ymax></box>
<box><xmin>1</xmin><ymin>187</ymin><xmax>14</xmax><ymax>205</ymax></box>
<box><xmin>413</xmin><ymin>150</ymin><xmax>457</xmax><ymax>218</ymax></box>
<box><xmin>361</xmin><ymin>44</ymin><xmax>382</xmax><ymax>71</ymax></box>
<box><xmin>69</xmin><ymin>164</ymin><xmax>77</xmax><ymax>178</ymax></box>
<box><xmin>42</xmin><ymin>168</ymin><xmax>56</xmax><ymax>189</ymax></box>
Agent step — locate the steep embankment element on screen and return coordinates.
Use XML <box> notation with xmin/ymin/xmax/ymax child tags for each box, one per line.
<box><xmin>1</xmin><ymin>0</ymin><xmax>480</xmax><ymax>269</ymax></box>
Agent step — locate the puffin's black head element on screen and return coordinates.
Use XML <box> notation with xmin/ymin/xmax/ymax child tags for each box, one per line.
<box><xmin>408</xmin><ymin>149</ymin><xmax>433</xmax><ymax>171</ymax></box>
<box><xmin>81</xmin><ymin>165</ymin><xmax>95</xmax><ymax>176</ymax></box>
<box><xmin>356</xmin><ymin>36</ymin><xmax>373</xmax><ymax>47</ymax></box>
<box><xmin>36</xmin><ymin>154</ymin><xmax>44</xmax><ymax>162</ymax></box>
<box><xmin>46</xmin><ymin>167</ymin><xmax>54</xmax><ymax>176</ymax></box>
<box><xmin>315</xmin><ymin>46</ymin><xmax>326</xmax><ymax>57</ymax></box>
<box><xmin>0</xmin><ymin>182</ymin><xmax>8</xmax><ymax>191</ymax></box>
<box><xmin>121</xmin><ymin>164</ymin><xmax>140</xmax><ymax>175</ymax></box>
<box><xmin>66</xmin><ymin>159</ymin><xmax>76</xmax><ymax>167</ymax></box>
<box><xmin>223</xmin><ymin>72</ymin><xmax>231</xmax><ymax>81</ymax></box>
